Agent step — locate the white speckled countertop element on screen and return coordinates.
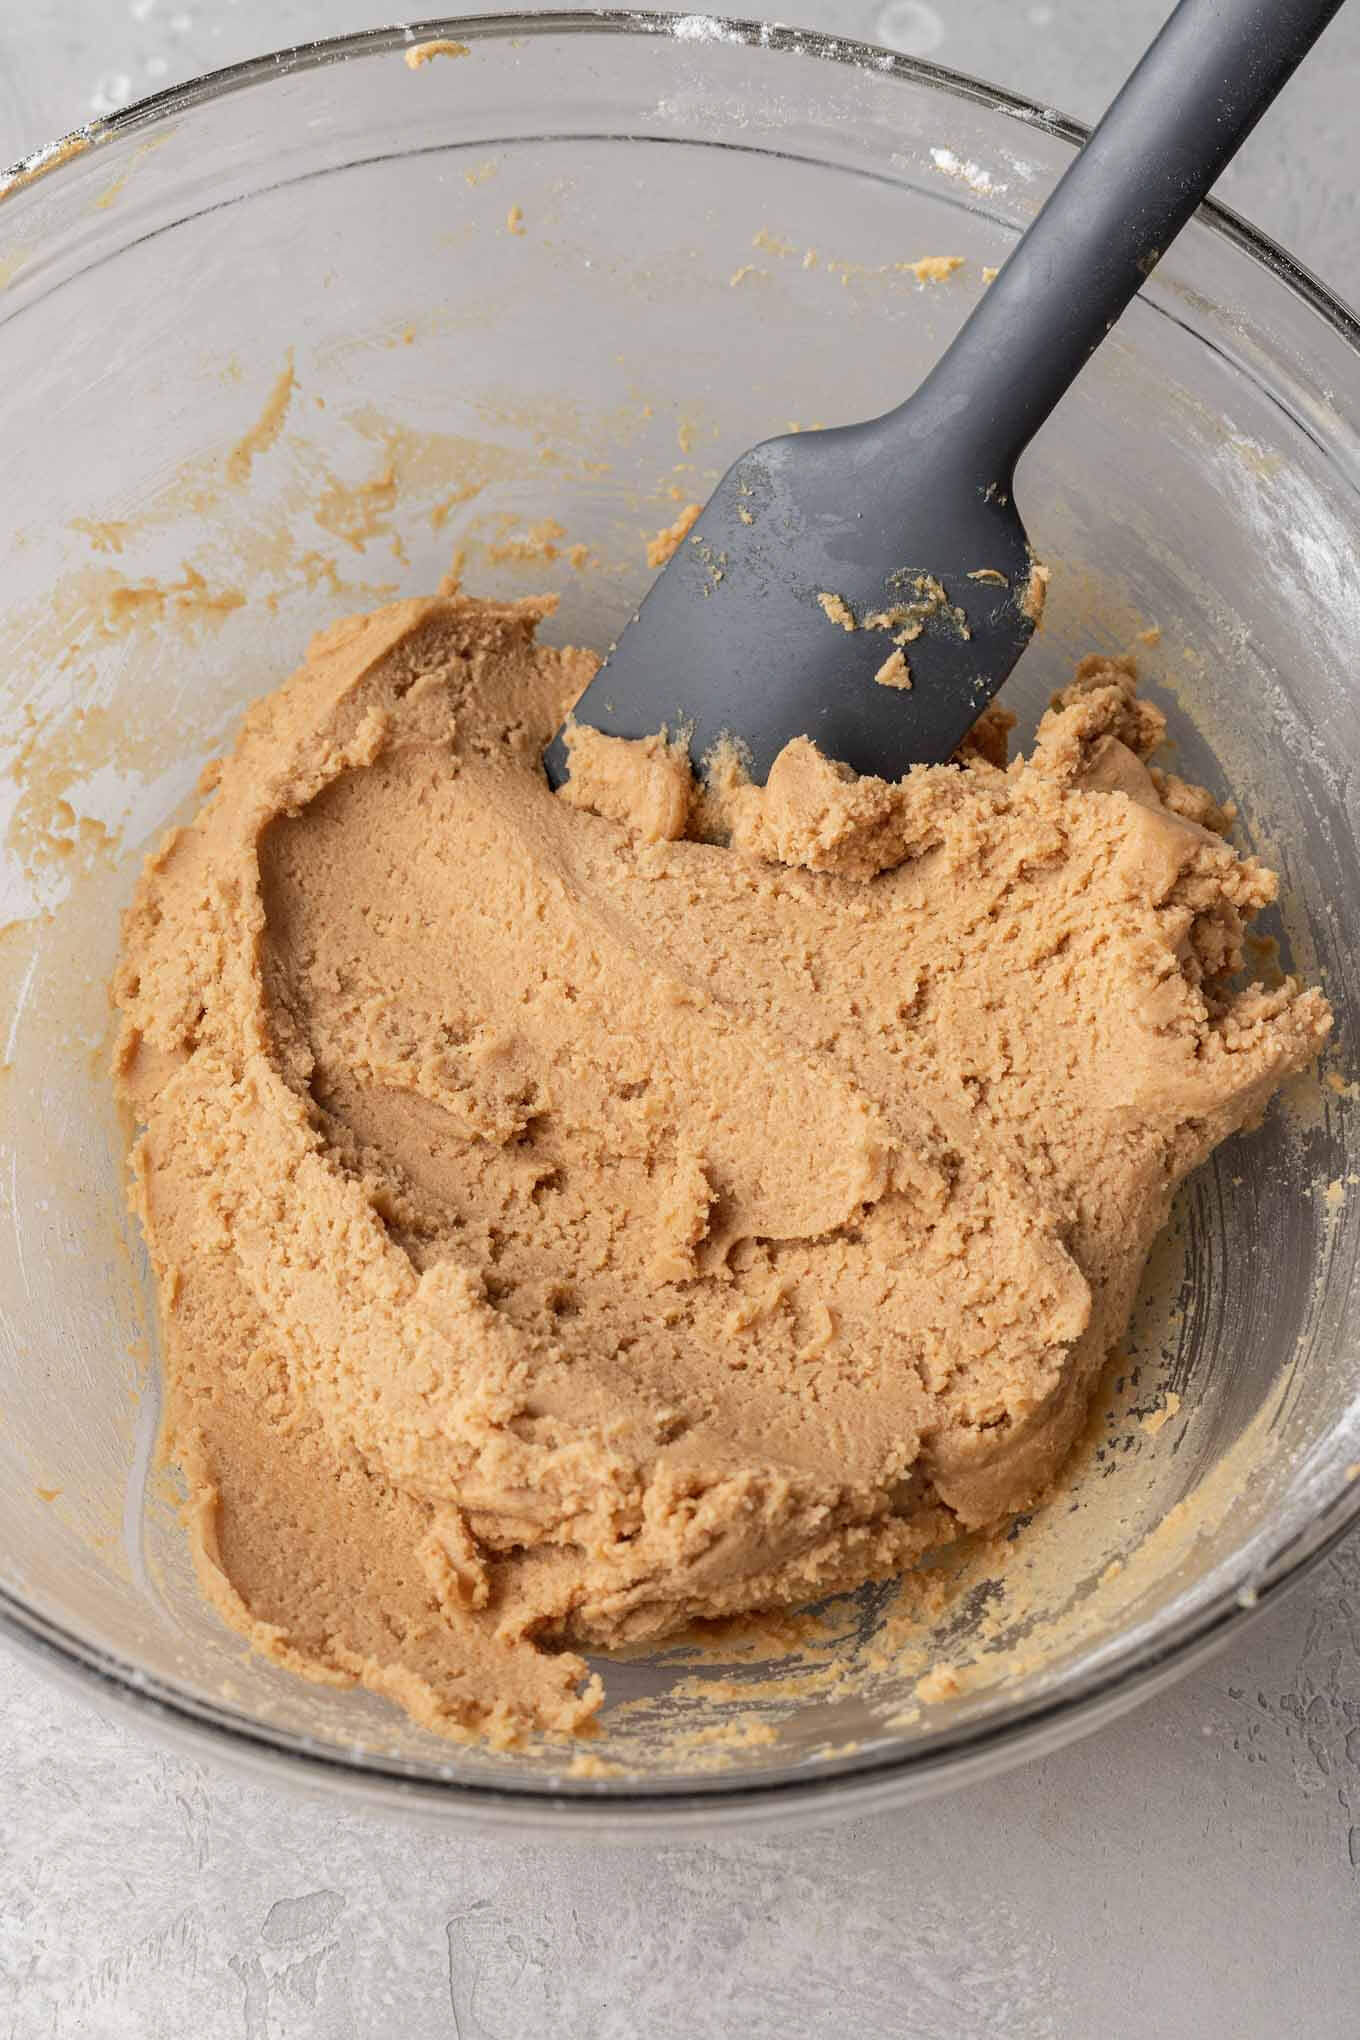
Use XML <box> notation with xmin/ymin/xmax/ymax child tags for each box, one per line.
<box><xmin>4</xmin><ymin>5</ymin><xmax>1360</xmax><ymax>2034</ymax></box>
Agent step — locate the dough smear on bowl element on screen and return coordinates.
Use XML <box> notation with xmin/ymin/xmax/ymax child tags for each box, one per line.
<box><xmin>112</xmin><ymin>589</ymin><xmax>1331</xmax><ymax>1743</ymax></box>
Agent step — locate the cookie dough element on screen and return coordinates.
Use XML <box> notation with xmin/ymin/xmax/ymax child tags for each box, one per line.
<box><xmin>113</xmin><ymin>591</ymin><xmax>1331</xmax><ymax>1743</ymax></box>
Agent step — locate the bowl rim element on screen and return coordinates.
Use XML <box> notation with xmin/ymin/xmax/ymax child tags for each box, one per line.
<box><xmin>3</xmin><ymin>7</ymin><xmax>1359</xmax><ymax>1830</ymax></box>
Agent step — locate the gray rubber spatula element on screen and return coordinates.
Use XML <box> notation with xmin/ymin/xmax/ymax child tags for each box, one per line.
<box><xmin>544</xmin><ymin>0</ymin><xmax>1344</xmax><ymax>789</ymax></box>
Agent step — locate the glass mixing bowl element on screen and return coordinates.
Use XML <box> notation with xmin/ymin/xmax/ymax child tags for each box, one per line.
<box><xmin>1</xmin><ymin>13</ymin><xmax>1358</xmax><ymax>1836</ymax></box>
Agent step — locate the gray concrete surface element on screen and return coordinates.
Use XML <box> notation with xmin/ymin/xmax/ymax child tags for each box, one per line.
<box><xmin>3</xmin><ymin>4</ymin><xmax>1359</xmax><ymax>2035</ymax></box>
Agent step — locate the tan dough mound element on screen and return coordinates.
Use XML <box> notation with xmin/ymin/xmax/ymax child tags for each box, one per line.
<box><xmin>113</xmin><ymin>597</ymin><xmax>1331</xmax><ymax>1744</ymax></box>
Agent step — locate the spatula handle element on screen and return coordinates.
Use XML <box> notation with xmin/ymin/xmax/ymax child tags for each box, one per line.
<box><xmin>893</xmin><ymin>0</ymin><xmax>1346</xmax><ymax>478</ymax></box>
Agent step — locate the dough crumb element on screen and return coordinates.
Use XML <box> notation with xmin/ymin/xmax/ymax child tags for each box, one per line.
<box><xmin>565</xmin><ymin>1750</ymin><xmax>629</xmax><ymax>1778</ymax></box>
<box><xmin>874</xmin><ymin>648</ymin><xmax>912</xmax><ymax>689</ymax></box>
<box><xmin>646</xmin><ymin>503</ymin><xmax>703</xmax><ymax>567</ymax></box>
<box><xmin>1021</xmin><ymin>560</ymin><xmax>1050</xmax><ymax>625</ymax></box>
<box><xmin>506</xmin><ymin>204</ymin><xmax>526</xmax><ymax>235</ymax></box>
<box><xmin>906</xmin><ymin>255</ymin><xmax>965</xmax><ymax>283</ymax></box>
<box><xmin>1148</xmin><ymin>767</ymin><xmax>1237</xmax><ymax>837</ymax></box>
<box><xmin>1141</xmin><ymin>1392</ymin><xmax>1181</xmax><ymax>1436</ymax></box>
<box><xmin>916</xmin><ymin>1664</ymin><xmax>962</xmax><ymax>1703</ymax></box>
<box><xmin>866</xmin><ymin>573</ymin><xmax>970</xmax><ymax>646</ymax></box>
<box><xmin>817</xmin><ymin>591</ymin><xmax>857</xmax><ymax>632</ymax></box>
<box><xmin>404</xmin><ymin>38</ymin><xmax>470</xmax><ymax>66</ymax></box>
<box><xmin>486</xmin><ymin>516</ymin><xmax>569</xmax><ymax>565</ymax></box>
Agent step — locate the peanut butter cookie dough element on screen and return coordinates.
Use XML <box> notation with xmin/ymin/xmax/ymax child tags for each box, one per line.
<box><xmin>113</xmin><ymin>590</ymin><xmax>1331</xmax><ymax>1743</ymax></box>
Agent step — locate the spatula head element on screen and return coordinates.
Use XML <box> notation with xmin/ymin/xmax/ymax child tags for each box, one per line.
<box><xmin>543</xmin><ymin>414</ymin><xmax>1042</xmax><ymax>789</ymax></box>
